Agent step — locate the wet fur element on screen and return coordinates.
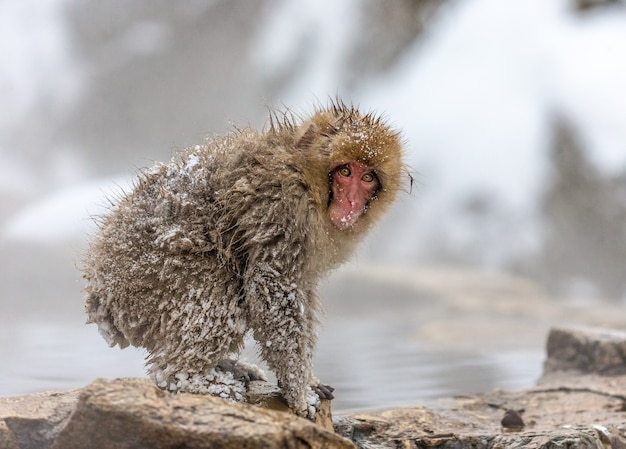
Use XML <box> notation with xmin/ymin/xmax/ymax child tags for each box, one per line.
<box><xmin>83</xmin><ymin>100</ymin><xmax>405</xmax><ymax>417</ymax></box>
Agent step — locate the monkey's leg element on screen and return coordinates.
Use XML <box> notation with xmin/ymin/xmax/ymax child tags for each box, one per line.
<box><xmin>246</xmin><ymin>266</ymin><xmax>320</xmax><ymax>418</ymax></box>
<box><xmin>145</xmin><ymin>271</ymin><xmax>250</xmax><ymax>401</ymax></box>
<box><xmin>149</xmin><ymin>342</ymin><xmax>250</xmax><ymax>401</ymax></box>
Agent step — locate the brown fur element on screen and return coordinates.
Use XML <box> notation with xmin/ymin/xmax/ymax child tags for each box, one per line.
<box><xmin>83</xmin><ymin>100</ymin><xmax>405</xmax><ymax>417</ymax></box>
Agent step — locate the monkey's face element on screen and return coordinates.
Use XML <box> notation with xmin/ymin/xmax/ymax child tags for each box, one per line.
<box><xmin>328</xmin><ymin>161</ymin><xmax>379</xmax><ymax>230</ymax></box>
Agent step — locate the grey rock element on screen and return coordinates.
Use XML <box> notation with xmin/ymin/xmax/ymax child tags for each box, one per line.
<box><xmin>543</xmin><ymin>326</ymin><xmax>626</xmax><ymax>375</ymax></box>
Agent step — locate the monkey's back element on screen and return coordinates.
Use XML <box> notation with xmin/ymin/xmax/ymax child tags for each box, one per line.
<box><xmin>83</xmin><ymin>129</ymin><xmax>318</xmax><ymax>353</ymax></box>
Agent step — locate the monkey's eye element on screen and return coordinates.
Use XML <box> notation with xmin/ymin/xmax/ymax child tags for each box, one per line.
<box><xmin>361</xmin><ymin>173</ymin><xmax>375</xmax><ymax>183</ymax></box>
<box><xmin>338</xmin><ymin>166</ymin><xmax>352</xmax><ymax>177</ymax></box>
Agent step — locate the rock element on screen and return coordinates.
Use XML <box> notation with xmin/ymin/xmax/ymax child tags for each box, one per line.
<box><xmin>543</xmin><ymin>326</ymin><xmax>626</xmax><ymax>375</ymax></box>
<box><xmin>246</xmin><ymin>380</ymin><xmax>335</xmax><ymax>432</ymax></box>
<box><xmin>3</xmin><ymin>326</ymin><xmax>626</xmax><ymax>448</ymax></box>
<box><xmin>0</xmin><ymin>389</ymin><xmax>79</xmax><ymax>449</ymax></box>
<box><xmin>334</xmin><ymin>325</ymin><xmax>626</xmax><ymax>448</ymax></box>
<box><xmin>0</xmin><ymin>420</ymin><xmax>20</xmax><ymax>449</ymax></box>
<box><xmin>500</xmin><ymin>409</ymin><xmax>524</xmax><ymax>430</ymax></box>
<box><xmin>0</xmin><ymin>378</ymin><xmax>353</xmax><ymax>449</ymax></box>
<box><xmin>335</xmin><ymin>384</ymin><xmax>626</xmax><ymax>448</ymax></box>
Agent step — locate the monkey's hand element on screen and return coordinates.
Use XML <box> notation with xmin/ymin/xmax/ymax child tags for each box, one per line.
<box><xmin>246</xmin><ymin>263</ymin><xmax>323</xmax><ymax>419</ymax></box>
<box><xmin>314</xmin><ymin>383</ymin><xmax>335</xmax><ymax>400</ymax></box>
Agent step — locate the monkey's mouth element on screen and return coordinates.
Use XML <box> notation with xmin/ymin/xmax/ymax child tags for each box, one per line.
<box><xmin>327</xmin><ymin>187</ymin><xmax>379</xmax><ymax>230</ymax></box>
<box><xmin>328</xmin><ymin>199</ymin><xmax>367</xmax><ymax>230</ymax></box>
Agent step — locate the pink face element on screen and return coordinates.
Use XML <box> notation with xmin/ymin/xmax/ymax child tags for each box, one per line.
<box><xmin>328</xmin><ymin>161</ymin><xmax>379</xmax><ymax>230</ymax></box>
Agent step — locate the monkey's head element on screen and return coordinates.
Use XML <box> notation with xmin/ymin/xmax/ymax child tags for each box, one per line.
<box><xmin>293</xmin><ymin>101</ymin><xmax>405</xmax><ymax>234</ymax></box>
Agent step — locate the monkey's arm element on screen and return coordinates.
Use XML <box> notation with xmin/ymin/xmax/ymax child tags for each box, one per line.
<box><xmin>244</xmin><ymin>260</ymin><xmax>321</xmax><ymax>418</ymax></box>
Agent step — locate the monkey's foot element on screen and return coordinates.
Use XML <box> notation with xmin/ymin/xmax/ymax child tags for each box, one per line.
<box><xmin>303</xmin><ymin>385</ymin><xmax>322</xmax><ymax>419</ymax></box>
<box><xmin>295</xmin><ymin>383</ymin><xmax>333</xmax><ymax>419</ymax></box>
<box><xmin>216</xmin><ymin>359</ymin><xmax>267</xmax><ymax>386</ymax></box>
<box><xmin>153</xmin><ymin>368</ymin><xmax>247</xmax><ymax>402</ymax></box>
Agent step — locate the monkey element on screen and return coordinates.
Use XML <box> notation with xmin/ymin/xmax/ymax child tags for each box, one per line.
<box><xmin>83</xmin><ymin>100</ymin><xmax>405</xmax><ymax>418</ymax></box>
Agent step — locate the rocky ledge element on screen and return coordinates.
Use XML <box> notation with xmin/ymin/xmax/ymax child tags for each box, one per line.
<box><xmin>336</xmin><ymin>325</ymin><xmax>626</xmax><ymax>448</ymax></box>
<box><xmin>2</xmin><ymin>326</ymin><xmax>626</xmax><ymax>449</ymax></box>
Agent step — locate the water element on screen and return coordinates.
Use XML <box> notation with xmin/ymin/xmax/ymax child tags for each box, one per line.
<box><xmin>0</xmin><ymin>318</ymin><xmax>544</xmax><ymax>413</ymax></box>
<box><xmin>0</xmin><ymin>263</ymin><xmax>547</xmax><ymax>413</ymax></box>
<box><xmin>314</xmin><ymin>319</ymin><xmax>544</xmax><ymax>412</ymax></box>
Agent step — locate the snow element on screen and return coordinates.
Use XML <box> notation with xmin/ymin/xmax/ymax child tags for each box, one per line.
<box><xmin>2</xmin><ymin>0</ymin><xmax>626</xmax><ymax>268</ymax></box>
<box><xmin>186</xmin><ymin>154</ymin><xmax>200</xmax><ymax>170</ymax></box>
<box><xmin>122</xmin><ymin>20</ymin><xmax>172</xmax><ymax>56</ymax></box>
<box><xmin>358</xmin><ymin>0</ymin><xmax>626</xmax><ymax>265</ymax></box>
<box><xmin>0</xmin><ymin>0</ymin><xmax>83</xmax><ymax>132</ymax></box>
<box><xmin>367</xmin><ymin>0</ymin><xmax>555</xmax><ymax>209</ymax></box>
<box><xmin>547</xmin><ymin>9</ymin><xmax>626</xmax><ymax>176</ymax></box>
<box><xmin>2</xmin><ymin>177</ymin><xmax>131</xmax><ymax>244</ymax></box>
<box><xmin>251</xmin><ymin>0</ymin><xmax>364</xmax><ymax>101</ymax></box>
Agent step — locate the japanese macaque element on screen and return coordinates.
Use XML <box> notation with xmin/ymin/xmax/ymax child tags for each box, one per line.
<box><xmin>83</xmin><ymin>100</ymin><xmax>405</xmax><ymax>418</ymax></box>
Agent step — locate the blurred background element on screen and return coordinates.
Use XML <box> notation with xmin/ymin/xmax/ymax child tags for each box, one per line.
<box><xmin>2</xmin><ymin>0</ymin><xmax>626</xmax><ymax>412</ymax></box>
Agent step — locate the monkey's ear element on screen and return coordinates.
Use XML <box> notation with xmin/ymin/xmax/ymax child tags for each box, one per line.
<box><xmin>296</xmin><ymin>123</ymin><xmax>317</xmax><ymax>149</ymax></box>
